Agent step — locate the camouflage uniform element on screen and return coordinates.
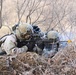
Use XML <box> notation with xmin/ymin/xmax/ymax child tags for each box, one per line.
<box><xmin>42</xmin><ymin>30</ymin><xmax>60</xmax><ymax>58</ymax></box>
<box><xmin>0</xmin><ymin>23</ymin><xmax>34</xmax><ymax>55</ymax></box>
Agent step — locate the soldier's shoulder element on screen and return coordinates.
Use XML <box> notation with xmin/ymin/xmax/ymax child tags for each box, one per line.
<box><xmin>6</xmin><ymin>34</ymin><xmax>16</xmax><ymax>40</ymax></box>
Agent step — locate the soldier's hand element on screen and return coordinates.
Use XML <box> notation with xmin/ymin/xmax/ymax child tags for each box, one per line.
<box><xmin>12</xmin><ymin>46</ymin><xmax>28</xmax><ymax>54</ymax></box>
<box><xmin>22</xmin><ymin>45</ymin><xmax>28</xmax><ymax>52</ymax></box>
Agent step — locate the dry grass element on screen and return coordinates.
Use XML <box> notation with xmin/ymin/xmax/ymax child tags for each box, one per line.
<box><xmin>0</xmin><ymin>45</ymin><xmax>76</xmax><ymax>75</ymax></box>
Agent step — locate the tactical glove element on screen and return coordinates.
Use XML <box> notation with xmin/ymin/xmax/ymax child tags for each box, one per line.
<box><xmin>12</xmin><ymin>45</ymin><xmax>28</xmax><ymax>54</ymax></box>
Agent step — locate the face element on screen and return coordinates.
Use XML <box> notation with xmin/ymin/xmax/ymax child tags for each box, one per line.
<box><xmin>24</xmin><ymin>35</ymin><xmax>31</xmax><ymax>39</ymax></box>
<box><xmin>21</xmin><ymin>33</ymin><xmax>31</xmax><ymax>40</ymax></box>
<box><xmin>20</xmin><ymin>29</ymin><xmax>33</xmax><ymax>40</ymax></box>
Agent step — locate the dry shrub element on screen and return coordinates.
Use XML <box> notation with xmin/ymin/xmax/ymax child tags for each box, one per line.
<box><xmin>0</xmin><ymin>45</ymin><xmax>76</xmax><ymax>75</ymax></box>
<box><xmin>50</xmin><ymin>45</ymin><xmax>76</xmax><ymax>75</ymax></box>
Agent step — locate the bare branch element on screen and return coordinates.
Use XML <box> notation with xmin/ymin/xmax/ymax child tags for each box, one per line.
<box><xmin>0</xmin><ymin>0</ymin><xmax>3</xmax><ymax>28</ymax></box>
<box><xmin>17</xmin><ymin>0</ymin><xmax>30</xmax><ymax>24</ymax></box>
<box><xmin>32</xmin><ymin>0</ymin><xmax>47</xmax><ymax>25</ymax></box>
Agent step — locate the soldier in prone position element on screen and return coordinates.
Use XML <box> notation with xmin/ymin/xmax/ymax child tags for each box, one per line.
<box><xmin>35</xmin><ymin>30</ymin><xmax>60</xmax><ymax>58</ymax></box>
<box><xmin>0</xmin><ymin>23</ymin><xmax>34</xmax><ymax>55</ymax></box>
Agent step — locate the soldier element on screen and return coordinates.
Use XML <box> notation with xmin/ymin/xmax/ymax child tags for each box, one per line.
<box><xmin>0</xmin><ymin>23</ymin><xmax>34</xmax><ymax>55</ymax></box>
<box><xmin>42</xmin><ymin>30</ymin><xmax>60</xmax><ymax>58</ymax></box>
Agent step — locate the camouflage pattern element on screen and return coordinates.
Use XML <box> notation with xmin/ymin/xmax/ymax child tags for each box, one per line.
<box><xmin>0</xmin><ymin>34</ymin><xmax>28</xmax><ymax>55</ymax></box>
<box><xmin>0</xmin><ymin>23</ymin><xmax>34</xmax><ymax>55</ymax></box>
<box><xmin>42</xmin><ymin>30</ymin><xmax>59</xmax><ymax>58</ymax></box>
<box><xmin>47</xmin><ymin>30</ymin><xmax>59</xmax><ymax>39</ymax></box>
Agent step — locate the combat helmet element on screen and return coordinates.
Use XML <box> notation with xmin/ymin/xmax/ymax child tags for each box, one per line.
<box><xmin>46</xmin><ymin>30</ymin><xmax>59</xmax><ymax>39</ymax></box>
<box><xmin>15</xmin><ymin>23</ymin><xmax>33</xmax><ymax>40</ymax></box>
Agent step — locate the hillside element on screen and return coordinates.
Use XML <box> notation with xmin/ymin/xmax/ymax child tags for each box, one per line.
<box><xmin>0</xmin><ymin>44</ymin><xmax>76</xmax><ymax>75</ymax></box>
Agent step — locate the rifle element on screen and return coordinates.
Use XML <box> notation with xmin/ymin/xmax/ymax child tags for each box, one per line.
<box><xmin>16</xmin><ymin>33</ymin><xmax>41</xmax><ymax>49</ymax></box>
